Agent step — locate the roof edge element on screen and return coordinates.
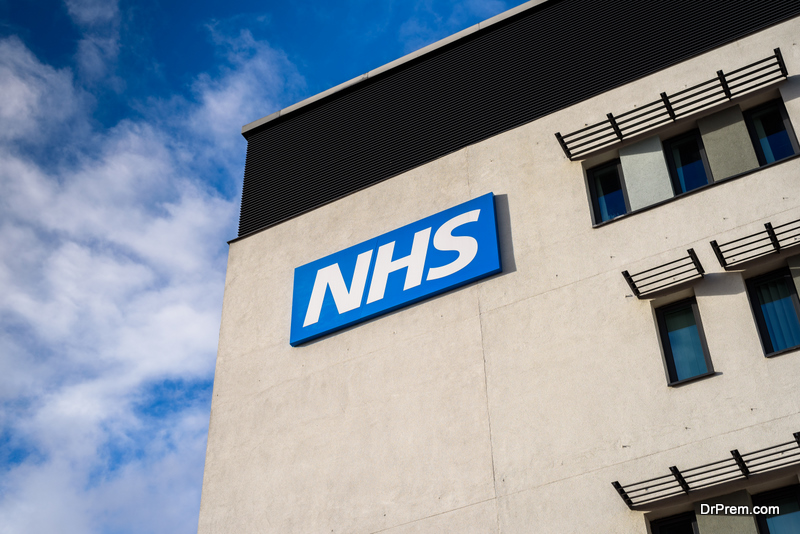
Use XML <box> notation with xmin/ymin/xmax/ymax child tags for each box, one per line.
<box><xmin>241</xmin><ymin>0</ymin><xmax>550</xmax><ymax>135</ymax></box>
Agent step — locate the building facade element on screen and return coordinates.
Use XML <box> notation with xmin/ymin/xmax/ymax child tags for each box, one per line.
<box><xmin>199</xmin><ymin>1</ymin><xmax>800</xmax><ymax>532</ymax></box>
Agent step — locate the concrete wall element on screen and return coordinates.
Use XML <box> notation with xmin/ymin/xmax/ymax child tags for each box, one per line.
<box><xmin>694</xmin><ymin>491</ymin><xmax>758</xmax><ymax>534</ymax></box>
<box><xmin>199</xmin><ymin>19</ymin><xmax>800</xmax><ymax>534</ymax></box>
<box><xmin>698</xmin><ymin>105</ymin><xmax>760</xmax><ymax>180</ymax></box>
<box><xmin>619</xmin><ymin>135</ymin><xmax>674</xmax><ymax>211</ymax></box>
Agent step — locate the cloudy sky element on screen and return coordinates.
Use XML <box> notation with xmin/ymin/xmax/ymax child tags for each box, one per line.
<box><xmin>0</xmin><ymin>0</ymin><xmax>512</xmax><ymax>532</ymax></box>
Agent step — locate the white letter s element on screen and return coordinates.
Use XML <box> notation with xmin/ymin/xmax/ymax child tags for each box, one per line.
<box><xmin>426</xmin><ymin>209</ymin><xmax>480</xmax><ymax>281</ymax></box>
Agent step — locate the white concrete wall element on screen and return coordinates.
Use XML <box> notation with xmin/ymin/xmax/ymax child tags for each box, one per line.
<box><xmin>694</xmin><ymin>491</ymin><xmax>759</xmax><ymax>534</ymax></box>
<box><xmin>199</xmin><ymin>19</ymin><xmax>800</xmax><ymax>534</ymax></box>
<box><xmin>619</xmin><ymin>135</ymin><xmax>674</xmax><ymax>211</ymax></box>
<box><xmin>698</xmin><ymin>105</ymin><xmax>759</xmax><ymax>180</ymax></box>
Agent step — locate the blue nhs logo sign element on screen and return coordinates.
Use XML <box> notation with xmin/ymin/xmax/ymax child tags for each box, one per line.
<box><xmin>290</xmin><ymin>193</ymin><xmax>501</xmax><ymax>346</ymax></box>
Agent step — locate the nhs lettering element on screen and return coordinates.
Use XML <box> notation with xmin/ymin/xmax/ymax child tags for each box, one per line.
<box><xmin>290</xmin><ymin>193</ymin><xmax>501</xmax><ymax>346</ymax></box>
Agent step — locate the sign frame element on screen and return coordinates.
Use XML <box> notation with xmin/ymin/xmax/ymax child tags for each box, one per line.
<box><xmin>290</xmin><ymin>193</ymin><xmax>502</xmax><ymax>346</ymax></box>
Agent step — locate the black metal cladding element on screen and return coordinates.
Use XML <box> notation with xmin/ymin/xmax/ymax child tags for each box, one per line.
<box><xmin>237</xmin><ymin>0</ymin><xmax>800</xmax><ymax>239</ymax></box>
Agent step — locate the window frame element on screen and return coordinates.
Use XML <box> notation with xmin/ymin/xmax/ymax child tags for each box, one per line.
<box><xmin>656</xmin><ymin>297</ymin><xmax>715</xmax><ymax>386</ymax></box>
<box><xmin>752</xmin><ymin>484</ymin><xmax>800</xmax><ymax>534</ymax></box>
<box><xmin>745</xmin><ymin>267</ymin><xmax>800</xmax><ymax>357</ymax></box>
<box><xmin>586</xmin><ymin>158</ymin><xmax>630</xmax><ymax>224</ymax></box>
<box><xmin>650</xmin><ymin>511</ymin><xmax>699</xmax><ymax>534</ymax></box>
<box><xmin>663</xmin><ymin>129</ymin><xmax>714</xmax><ymax>195</ymax></box>
<box><xmin>743</xmin><ymin>99</ymin><xmax>800</xmax><ymax>166</ymax></box>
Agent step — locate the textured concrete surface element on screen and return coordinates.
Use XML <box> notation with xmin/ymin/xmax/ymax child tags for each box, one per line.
<box><xmin>698</xmin><ymin>105</ymin><xmax>759</xmax><ymax>180</ymax></box>
<box><xmin>376</xmin><ymin>500</ymin><xmax>497</xmax><ymax>534</ymax></box>
<box><xmin>201</xmin><ymin>20</ymin><xmax>800</xmax><ymax>534</ymax></box>
<box><xmin>619</xmin><ymin>135</ymin><xmax>674</xmax><ymax>211</ymax></box>
<box><xmin>694</xmin><ymin>491</ymin><xmax>758</xmax><ymax>534</ymax></box>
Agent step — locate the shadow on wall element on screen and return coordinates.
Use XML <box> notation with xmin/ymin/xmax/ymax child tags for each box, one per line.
<box><xmin>781</xmin><ymin>74</ymin><xmax>800</xmax><ymax>103</ymax></box>
<box><xmin>695</xmin><ymin>272</ymin><xmax>747</xmax><ymax>297</ymax></box>
<box><xmin>300</xmin><ymin>193</ymin><xmax>517</xmax><ymax>347</ymax></box>
<box><xmin>494</xmin><ymin>193</ymin><xmax>516</xmax><ymax>274</ymax></box>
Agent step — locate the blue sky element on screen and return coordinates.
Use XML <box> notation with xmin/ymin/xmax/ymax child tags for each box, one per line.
<box><xmin>0</xmin><ymin>0</ymin><xmax>512</xmax><ymax>532</ymax></box>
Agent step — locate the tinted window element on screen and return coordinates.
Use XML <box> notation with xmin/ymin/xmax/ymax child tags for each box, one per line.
<box><xmin>657</xmin><ymin>298</ymin><xmax>712</xmax><ymax>384</ymax></box>
<box><xmin>763</xmin><ymin>499</ymin><xmax>800</xmax><ymax>534</ymax></box>
<box><xmin>588</xmin><ymin>160</ymin><xmax>627</xmax><ymax>222</ymax></box>
<box><xmin>665</xmin><ymin>131</ymin><xmax>711</xmax><ymax>193</ymax></box>
<box><xmin>745</xmin><ymin>100</ymin><xmax>798</xmax><ymax>165</ymax></box>
<box><xmin>747</xmin><ymin>268</ymin><xmax>800</xmax><ymax>355</ymax></box>
<box><xmin>651</xmin><ymin>511</ymin><xmax>697</xmax><ymax>534</ymax></box>
<box><xmin>754</xmin><ymin>485</ymin><xmax>800</xmax><ymax>534</ymax></box>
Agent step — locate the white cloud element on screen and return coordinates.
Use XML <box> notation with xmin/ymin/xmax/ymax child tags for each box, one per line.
<box><xmin>398</xmin><ymin>0</ymin><xmax>508</xmax><ymax>54</ymax></box>
<box><xmin>0</xmin><ymin>37</ymin><xmax>82</xmax><ymax>143</ymax></box>
<box><xmin>0</xmin><ymin>25</ymin><xmax>300</xmax><ymax>534</ymax></box>
<box><xmin>64</xmin><ymin>0</ymin><xmax>122</xmax><ymax>84</ymax></box>
<box><xmin>188</xmin><ymin>27</ymin><xmax>305</xmax><ymax>172</ymax></box>
<box><xmin>76</xmin><ymin>34</ymin><xmax>120</xmax><ymax>83</ymax></box>
<box><xmin>459</xmin><ymin>0</ymin><xmax>508</xmax><ymax>21</ymax></box>
<box><xmin>65</xmin><ymin>0</ymin><xmax>119</xmax><ymax>27</ymax></box>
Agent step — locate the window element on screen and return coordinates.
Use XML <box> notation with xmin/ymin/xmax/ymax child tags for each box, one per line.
<box><xmin>587</xmin><ymin>159</ymin><xmax>628</xmax><ymax>223</ymax></box>
<box><xmin>753</xmin><ymin>485</ymin><xmax>800</xmax><ymax>534</ymax></box>
<box><xmin>746</xmin><ymin>268</ymin><xmax>800</xmax><ymax>356</ymax></box>
<box><xmin>663</xmin><ymin>130</ymin><xmax>712</xmax><ymax>194</ymax></box>
<box><xmin>744</xmin><ymin>99</ymin><xmax>800</xmax><ymax>166</ymax></box>
<box><xmin>656</xmin><ymin>298</ymin><xmax>713</xmax><ymax>385</ymax></box>
<box><xmin>650</xmin><ymin>511</ymin><xmax>698</xmax><ymax>534</ymax></box>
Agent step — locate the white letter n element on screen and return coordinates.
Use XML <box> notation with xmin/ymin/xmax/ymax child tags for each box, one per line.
<box><xmin>303</xmin><ymin>250</ymin><xmax>373</xmax><ymax>327</ymax></box>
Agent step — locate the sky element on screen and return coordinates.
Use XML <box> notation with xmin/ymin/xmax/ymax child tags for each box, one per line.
<box><xmin>0</xmin><ymin>0</ymin><xmax>514</xmax><ymax>532</ymax></box>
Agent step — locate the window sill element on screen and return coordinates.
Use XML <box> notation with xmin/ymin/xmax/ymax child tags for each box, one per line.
<box><xmin>766</xmin><ymin>345</ymin><xmax>800</xmax><ymax>359</ymax></box>
<box><xmin>667</xmin><ymin>370</ymin><xmax>718</xmax><ymax>388</ymax></box>
<box><xmin>591</xmin><ymin>152</ymin><xmax>800</xmax><ymax>229</ymax></box>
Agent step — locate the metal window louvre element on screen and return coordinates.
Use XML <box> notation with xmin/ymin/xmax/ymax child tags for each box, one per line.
<box><xmin>556</xmin><ymin>49</ymin><xmax>789</xmax><ymax>160</ymax></box>
<box><xmin>622</xmin><ymin>249</ymin><xmax>704</xmax><ymax>299</ymax></box>
<box><xmin>613</xmin><ymin>432</ymin><xmax>800</xmax><ymax>510</ymax></box>
<box><xmin>710</xmin><ymin>217</ymin><xmax>800</xmax><ymax>270</ymax></box>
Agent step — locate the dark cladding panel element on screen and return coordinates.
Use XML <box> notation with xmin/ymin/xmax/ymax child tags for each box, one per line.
<box><xmin>237</xmin><ymin>0</ymin><xmax>800</xmax><ymax>238</ymax></box>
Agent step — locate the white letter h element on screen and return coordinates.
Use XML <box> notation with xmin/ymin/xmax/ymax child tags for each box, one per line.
<box><xmin>366</xmin><ymin>228</ymin><xmax>431</xmax><ymax>304</ymax></box>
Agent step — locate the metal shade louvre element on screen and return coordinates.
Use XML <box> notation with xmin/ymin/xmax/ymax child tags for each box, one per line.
<box><xmin>237</xmin><ymin>0</ymin><xmax>800</xmax><ymax>239</ymax></box>
<box><xmin>557</xmin><ymin>50</ymin><xmax>788</xmax><ymax>159</ymax></box>
<box><xmin>711</xmin><ymin>216</ymin><xmax>800</xmax><ymax>270</ymax></box>
<box><xmin>613</xmin><ymin>432</ymin><xmax>800</xmax><ymax>510</ymax></box>
<box><xmin>622</xmin><ymin>249</ymin><xmax>705</xmax><ymax>299</ymax></box>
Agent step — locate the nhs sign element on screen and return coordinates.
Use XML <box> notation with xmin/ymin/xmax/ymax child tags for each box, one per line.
<box><xmin>290</xmin><ymin>193</ymin><xmax>501</xmax><ymax>346</ymax></box>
